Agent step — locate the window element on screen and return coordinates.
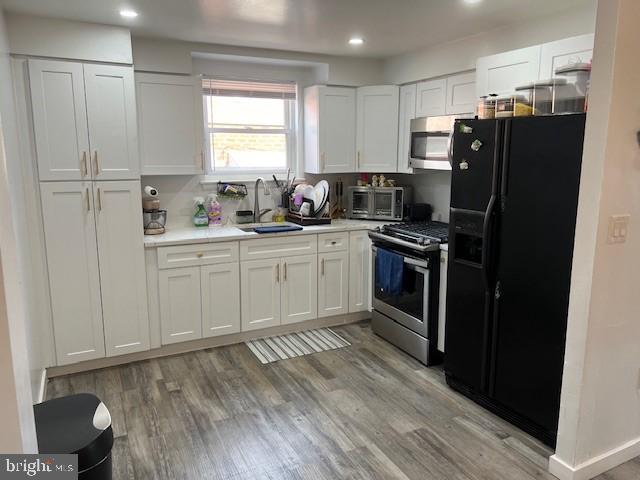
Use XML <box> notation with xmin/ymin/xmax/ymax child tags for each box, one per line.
<box><xmin>202</xmin><ymin>78</ymin><xmax>296</xmax><ymax>174</ymax></box>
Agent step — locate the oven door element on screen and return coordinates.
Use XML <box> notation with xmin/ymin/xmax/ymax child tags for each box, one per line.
<box><xmin>372</xmin><ymin>246</ymin><xmax>430</xmax><ymax>337</ymax></box>
<box><xmin>373</xmin><ymin>190</ymin><xmax>399</xmax><ymax>220</ymax></box>
<box><xmin>348</xmin><ymin>188</ymin><xmax>373</xmax><ymax>219</ymax></box>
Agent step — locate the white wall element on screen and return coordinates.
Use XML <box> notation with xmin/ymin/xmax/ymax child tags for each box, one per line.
<box><xmin>384</xmin><ymin>1</ymin><xmax>597</xmax><ymax>85</ymax></box>
<box><xmin>6</xmin><ymin>12</ymin><xmax>132</xmax><ymax>64</ymax></box>
<box><xmin>550</xmin><ymin>1</ymin><xmax>640</xmax><ymax>479</ymax></box>
<box><xmin>0</xmin><ymin>7</ymin><xmax>38</xmax><ymax>452</ymax></box>
<box><xmin>133</xmin><ymin>36</ymin><xmax>385</xmax><ymax>86</ymax></box>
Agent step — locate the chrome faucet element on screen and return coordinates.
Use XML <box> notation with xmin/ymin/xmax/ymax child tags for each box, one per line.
<box><xmin>253</xmin><ymin>177</ymin><xmax>272</xmax><ymax>222</ymax></box>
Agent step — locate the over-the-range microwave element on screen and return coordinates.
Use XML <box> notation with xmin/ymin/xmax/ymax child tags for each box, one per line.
<box><xmin>347</xmin><ymin>186</ymin><xmax>411</xmax><ymax>221</ymax></box>
<box><xmin>409</xmin><ymin>115</ymin><xmax>469</xmax><ymax>170</ymax></box>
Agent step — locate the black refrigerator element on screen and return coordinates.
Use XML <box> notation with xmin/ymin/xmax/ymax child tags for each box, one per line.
<box><xmin>444</xmin><ymin>113</ymin><xmax>586</xmax><ymax>447</ymax></box>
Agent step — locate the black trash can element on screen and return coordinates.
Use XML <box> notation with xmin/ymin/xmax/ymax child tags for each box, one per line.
<box><xmin>34</xmin><ymin>393</ymin><xmax>114</xmax><ymax>480</ymax></box>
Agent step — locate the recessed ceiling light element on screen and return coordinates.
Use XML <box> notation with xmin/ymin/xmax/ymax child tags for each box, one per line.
<box><xmin>349</xmin><ymin>37</ymin><xmax>364</xmax><ymax>46</ymax></box>
<box><xmin>463</xmin><ymin>0</ymin><xmax>482</xmax><ymax>4</ymax></box>
<box><xmin>119</xmin><ymin>9</ymin><xmax>138</xmax><ymax>18</ymax></box>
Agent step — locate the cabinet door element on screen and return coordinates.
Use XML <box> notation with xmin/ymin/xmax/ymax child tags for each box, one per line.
<box><xmin>318</xmin><ymin>252</ymin><xmax>349</xmax><ymax>318</ymax></box>
<box><xmin>397</xmin><ymin>84</ymin><xmax>416</xmax><ymax>174</ymax></box>
<box><xmin>28</xmin><ymin>59</ymin><xmax>90</xmax><ymax>181</ymax></box>
<box><xmin>281</xmin><ymin>255</ymin><xmax>318</xmax><ymax>325</ymax></box>
<box><xmin>201</xmin><ymin>263</ymin><xmax>241</xmax><ymax>337</ymax></box>
<box><xmin>94</xmin><ymin>181</ymin><xmax>150</xmax><ymax>357</ymax></box>
<box><xmin>476</xmin><ymin>45</ymin><xmax>541</xmax><ymax>97</ymax></box>
<box><xmin>416</xmin><ymin>79</ymin><xmax>446</xmax><ymax>117</ymax></box>
<box><xmin>241</xmin><ymin>258</ymin><xmax>281</xmax><ymax>331</ymax></box>
<box><xmin>539</xmin><ymin>34</ymin><xmax>594</xmax><ymax>79</ymax></box>
<box><xmin>356</xmin><ymin>85</ymin><xmax>399</xmax><ymax>173</ymax></box>
<box><xmin>438</xmin><ymin>250</ymin><xmax>448</xmax><ymax>353</ymax></box>
<box><xmin>445</xmin><ymin>72</ymin><xmax>476</xmax><ymax>115</ymax></box>
<box><xmin>84</xmin><ymin>64</ymin><xmax>139</xmax><ymax>180</ymax></box>
<box><xmin>40</xmin><ymin>182</ymin><xmax>104</xmax><ymax>365</ymax></box>
<box><xmin>159</xmin><ymin>266</ymin><xmax>202</xmax><ymax>345</ymax></box>
<box><xmin>136</xmin><ymin>73</ymin><xmax>204</xmax><ymax>175</ymax></box>
<box><xmin>319</xmin><ymin>87</ymin><xmax>356</xmax><ymax>173</ymax></box>
<box><xmin>349</xmin><ymin>231</ymin><xmax>372</xmax><ymax>313</ymax></box>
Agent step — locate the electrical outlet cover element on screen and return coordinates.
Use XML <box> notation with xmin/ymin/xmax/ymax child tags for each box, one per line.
<box><xmin>607</xmin><ymin>214</ymin><xmax>631</xmax><ymax>244</ymax></box>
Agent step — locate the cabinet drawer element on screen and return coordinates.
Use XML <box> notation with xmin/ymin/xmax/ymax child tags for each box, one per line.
<box><xmin>158</xmin><ymin>242</ymin><xmax>239</xmax><ymax>269</ymax></box>
<box><xmin>240</xmin><ymin>235</ymin><xmax>317</xmax><ymax>261</ymax></box>
<box><xmin>317</xmin><ymin>232</ymin><xmax>349</xmax><ymax>253</ymax></box>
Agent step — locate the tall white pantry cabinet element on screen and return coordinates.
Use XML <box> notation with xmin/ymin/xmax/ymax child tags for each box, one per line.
<box><xmin>28</xmin><ymin>58</ymin><xmax>149</xmax><ymax>366</ymax></box>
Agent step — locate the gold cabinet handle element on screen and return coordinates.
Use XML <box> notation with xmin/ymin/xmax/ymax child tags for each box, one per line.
<box><xmin>81</xmin><ymin>151</ymin><xmax>88</xmax><ymax>177</ymax></box>
<box><xmin>321</xmin><ymin>258</ymin><xmax>325</xmax><ymax>276</ymax></box>
<box><xmin>93</xmin><ymin>151</ymin><xmax>100</xmax><ymax>176</ymax></box>
<box><xmin>85</xmin><ymin>187</ymin><xmax>90</xmax><ymax>212</ymax></box>
<box><xmin>97</xmin><ymin>187</ymin><xmax>102</xmax><ymax>211</ymax></box>
<box><xmin>201</xmin><ymin>151</ymin><xmax>205</xmax><ymax>171</ymax></box>
<box><xmin>283</xmin><ymin>262</ymin><xmax>287</xmax><ymax>281</ymax></box>
<box><xmin>320</xmin><ymin>152</ymin><xmax>326</xmax><ymax>171</ymax></box>
<box><xmin>196</xmin><ymin>252</ymin><xmax>204</xmax><ymax>258</ymax></box>
<box><xmin>276</xmin><ymin>263</ymin><xmax>280</xmax><ymax>283</ymax></box>
<box><xmin>357</xmin><ymin>151</ymin><xmax>361</xmax><ymax>170</ymax></box>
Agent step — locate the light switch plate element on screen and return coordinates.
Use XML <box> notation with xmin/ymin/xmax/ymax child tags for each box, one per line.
<box><xmin>607</xmin><ymin>214</ymin><xmax>631</xmax><ymax>244</ymax></box>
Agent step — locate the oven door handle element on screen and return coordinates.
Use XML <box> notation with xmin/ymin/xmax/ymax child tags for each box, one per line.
<box><xmin>368</xmin><ymin>231</ymin><xmax>434</xmax><ymax>253</ymax></box>
<box><xmin>371</xmin><ymin>245</ymin><xmax>430</xmax><ymax>270</ymax></box>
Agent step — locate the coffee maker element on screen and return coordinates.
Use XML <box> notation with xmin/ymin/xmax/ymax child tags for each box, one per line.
<box><xmin>142</xmin><ymin>185</ymin><xmax>167</xmax><ymax>235</ymax></box>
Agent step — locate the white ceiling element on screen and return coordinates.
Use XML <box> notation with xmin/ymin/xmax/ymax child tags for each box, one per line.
<box><xmin>1</xmin><ymin>0</ymin><xmax>591</xmax><ymax>58</ymax></box>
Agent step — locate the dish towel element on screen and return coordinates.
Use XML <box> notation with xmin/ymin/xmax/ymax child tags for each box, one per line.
<box><xmin>375</xmin><ymin>248</ymin><xmax>404</xmax><ymax>296</ymax></box>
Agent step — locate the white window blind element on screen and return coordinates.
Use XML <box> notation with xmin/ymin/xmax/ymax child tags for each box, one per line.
<box><xmin>202</xmin><ymin>78</ymin><xmax>296</xmax><ymax>99</ymax></box>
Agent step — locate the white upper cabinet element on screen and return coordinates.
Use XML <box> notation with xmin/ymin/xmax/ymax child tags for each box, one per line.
<box><xmin>416</xmin><ymin>79</ymin><xmax>446</xmax><ymax>117</ymax></box>
<box><xmin>29</xmin><ymin>59</ymin><xmax>90</xmax><ymax>181</ymax></box>
<box><xmin>356</xmin><ymin>85</ymin><xmax>399</xmax><ymax>173</ymax></box>
<box><xmin>84</xmin><ymin>64</ymin><xmax>139</xmax><ymax>180</ymax></box>
<box><xmin>476</xmin><ymin>45</ymin><xmax>542</xmax><ymax>97</ymax></box>
<box><xmin>304</xmin><ymin>86</ymin><xmax>356</xmax><ymax>174</ymax></box>
<box><xmin>28</xmin><ymin>59</ymin><xmax>139</xmax><ymax>181</ymax></box>
<box><xmin>445</xmin><ymin>72</ymin><xmax>476</xmax><ymax>115</ymax></box>
<box><xmin>539</xmin><ymin>34</ymin><xmax>594</xmax><ymax>79</ymax></box>
<box><xmin>397</xmin><ymin>84</ymin><xmax>416</xmax><ymax>174</ymax></box>
<box><xmin>136</xmin><ymin>73</ymin><xmax>205</xmax><ymax>175</ymax></box>
<box><xmin>39</xmin><ymin>182</ymin><xmax>104</xmax><ymax>365</ymax></box>
<box><xmin>93</xmin><ymin>181</ymin><xmax>149</xmax><ymax>357</ymax></box>
<box><xmin>281</xmin><ymin>255</ymin><xmax>318</xmax><ymax>325</ymax></box>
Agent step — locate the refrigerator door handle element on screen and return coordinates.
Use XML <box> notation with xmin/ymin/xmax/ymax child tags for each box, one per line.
<box><xmin>481</xmin><ymin>194</ymin><xmax>497</xmax><ymax>289</ymax></box>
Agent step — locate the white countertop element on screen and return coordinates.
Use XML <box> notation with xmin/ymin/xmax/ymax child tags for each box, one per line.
<box><xmin>144</xmin><ymin>219</ymin><xmax>391</xmax><ymax>248</ymax></box>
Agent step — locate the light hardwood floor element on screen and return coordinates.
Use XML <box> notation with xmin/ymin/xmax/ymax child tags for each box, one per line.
<box><xmin>47</xmin><ymin>321</ymin><xmax>632</xmax><ymax>479</ymax></box>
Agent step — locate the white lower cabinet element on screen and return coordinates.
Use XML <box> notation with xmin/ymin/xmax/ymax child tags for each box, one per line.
<box><xmin>318</xmin><ymin>251</ymin><xmax>349</xmax><ymax>318</ymax></box>
<box><xmin>202</xmin><ymin>263</ymin><xmax>241</xmax><ymax>337</ymax></box>
<box><xmin>241</xmin><ymin>258</ymin><xmax>281</xmax><ymax>331</ymax></box>
<box><xmin>159</xmin><ymin>255</ymin><xmax>242</xmax><ymax>344</ymax></box>
<box><xmin>159</xmin><ymin>266</ymin><xmax>203</xmax><ymax>345</ymax></box>
<box><xmin>94</xmin><ymin>181</ymin><xmax>149</xmax><ymax>356</ymax></box>
<box><xmin>40</xmin><ymin>182</ymin><xmax>105</xmax><ymax>365</ymax></box>
<box><xmin>349</xmin><ymin>231</ymin><xmax>372</xmax><ymax>313</ymax></box>
<box><xmin>282</xmin><ymin>255</ymin><xmax>318</xmax><ymax>325</ymax></box>
<box><xmin>40</xmin><ymin>180</ymin><xmax>149</xmax><ymax>365</ymax></box>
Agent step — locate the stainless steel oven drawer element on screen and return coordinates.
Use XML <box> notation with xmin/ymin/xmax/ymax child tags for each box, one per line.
<box><xmin>372</xmin><ymin>310</ymin><xmax>431</xmax><ymax>365</ymax></box>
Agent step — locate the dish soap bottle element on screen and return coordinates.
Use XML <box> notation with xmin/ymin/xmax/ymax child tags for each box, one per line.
<box><xmin>206</xmin><ymin>194</ymin><xmax>223</xmax><ymax>226</ymax></box>
<box><xmin>193</xmin><ymin>197</ymin><xmax>209</xmax><ymax>227</ymax></box>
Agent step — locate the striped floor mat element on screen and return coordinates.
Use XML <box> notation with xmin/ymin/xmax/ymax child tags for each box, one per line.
<box><xmin>245</xmin><ymin>328</ymin><xmax>351</xmax><ymax>364</ymax></box>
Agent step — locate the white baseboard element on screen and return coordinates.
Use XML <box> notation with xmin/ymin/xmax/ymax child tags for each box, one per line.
<box><xmin>37</xmin><ymin>368</ymin><xmax>47</xmax><ymax>403</ymax></box>
<box><xmin>549</xmin><ymin>437</ymin><xmax>640</xmax><ymax>480</ymax></box>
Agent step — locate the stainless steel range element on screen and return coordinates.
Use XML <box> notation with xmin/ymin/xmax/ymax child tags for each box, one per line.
<box><xmin>368</xmin><ymin>221</ymin><xmax>448</xmax><ymax>366</ymax></box>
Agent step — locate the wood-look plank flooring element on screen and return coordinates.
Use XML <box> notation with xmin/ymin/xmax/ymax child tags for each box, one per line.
<box><xmin>47</xmin><ymin>321</ymin><xmax>631</xmax><ymax>480</ymax></box>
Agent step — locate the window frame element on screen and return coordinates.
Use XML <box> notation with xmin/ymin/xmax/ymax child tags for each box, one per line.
<box><xmin>202</xmin><ymin>82</ymin><xmax>297</xmax><ymax>177</ymax></box>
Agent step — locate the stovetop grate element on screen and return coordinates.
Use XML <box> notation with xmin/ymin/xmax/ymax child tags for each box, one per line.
<box><xmin>383</xmin><ymin>221</ymin><xmax>449</xmax><ymax>243</ymax></box>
